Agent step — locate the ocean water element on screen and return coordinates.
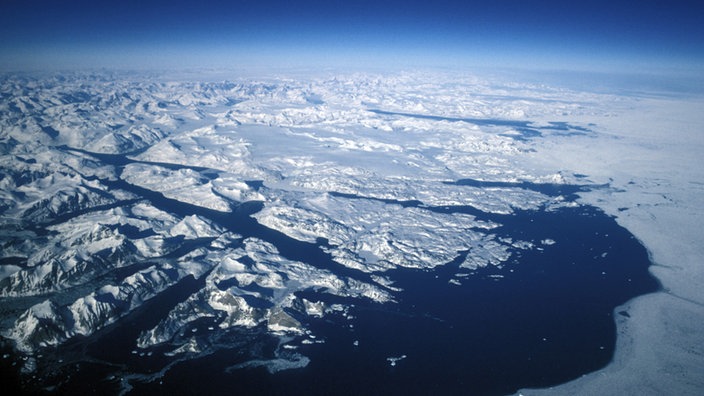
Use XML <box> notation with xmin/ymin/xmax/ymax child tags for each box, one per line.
<box><xmin>4</xmin><ymin>150</ymin><xmax>659</xmax><ymax>395</ymax></box>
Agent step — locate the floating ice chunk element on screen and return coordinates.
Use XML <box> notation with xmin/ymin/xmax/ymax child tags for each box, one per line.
<box><xmin>387</xmin><ymin>355</ymin><xmax>407</xmax><ymax>366</ymax></box>
<box><xmin>302</xmin><ymin>299</ymin><xmax>325</xmax><ymax>317</ymax></box>
<box><xmin>511</xmin><ymin>240</ymin><xmax>535</xmax><ymax>250</ymax></box>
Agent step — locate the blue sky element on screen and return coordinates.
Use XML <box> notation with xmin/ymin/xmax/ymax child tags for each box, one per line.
<box><xmin>1</xmin><ymin>0</ymin><xmax>703</xmax><ymax>72</ymax></box>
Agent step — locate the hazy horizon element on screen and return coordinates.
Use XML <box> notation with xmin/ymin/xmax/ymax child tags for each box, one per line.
<box><xmin>2</xmin><ymin>0</ymin><xmax>703</xmax><ymax>73</ymax></box>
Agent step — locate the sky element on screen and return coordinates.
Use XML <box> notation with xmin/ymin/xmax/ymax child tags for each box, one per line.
<box><xmin>1</xmin><ymin>0</ymin><xmax>703</xmax><ymax>72</ymax></box>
